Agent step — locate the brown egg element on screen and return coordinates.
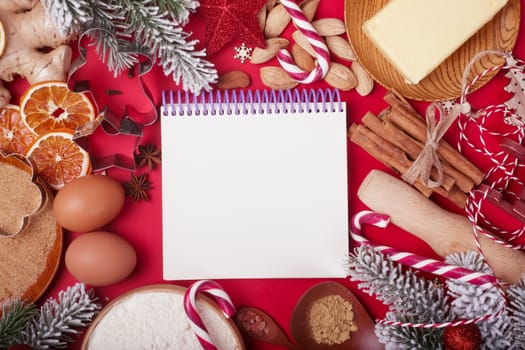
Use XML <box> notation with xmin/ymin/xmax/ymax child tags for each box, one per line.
<box><xmin>53</xmin><ymin>175</ymin><xmax>125</xmax><ymax>232</ymax></box>
<box><xmin>65</xmin><ymin>231</ymin><xmax>137</xmax><ymax>287</ymax></box>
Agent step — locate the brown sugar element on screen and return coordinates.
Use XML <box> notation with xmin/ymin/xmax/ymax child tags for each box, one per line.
<box><xmin>0</xmin><ymin>161</ymin><xmax>43</xmax><ymax>236</ymax></box>
<box><xmin>0</xmin><ymin>201</ymin><xmax>57</xmax><ymax>302</ymax></box>
<box><xmin>308</xmin><ymin>294</ymin><xmax>358</xmax><ymax>345</ymax></box>
<box><xmin>0</xmin><ymin>160</ymin><xmax>57</xmax><ymax>303</ymax></box>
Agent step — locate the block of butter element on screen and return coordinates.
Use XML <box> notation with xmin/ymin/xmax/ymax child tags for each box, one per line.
<box><xmin>363</xmin><ymin>0</ymin><xmax>509</xmax><ymax>84</ymax></box>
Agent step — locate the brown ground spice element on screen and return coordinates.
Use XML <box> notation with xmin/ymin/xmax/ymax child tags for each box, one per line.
<box><xmin>0</xmin><ymin>162</ymin><xmax>57</xmax><ymax>302</ymax></box>
<box><xmin>308</xmin><ymin>294</ymin><xmax>358</xmax><ymax>345</ymax></box>
<box><xmin>0</xmin><ymin>162</ymin><xmax>42</xmax><ymax>236</ymax></box>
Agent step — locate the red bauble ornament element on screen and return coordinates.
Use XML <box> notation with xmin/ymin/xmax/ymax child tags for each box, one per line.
<box><xmin>197</xmin><ymin>0</ymin><xmax>267</xmax><ymax>55</ymax></box>
<box><xmin>442</xmin><ymin>323</ymin><xmax>482</xmax><ymax>350</ymax></box>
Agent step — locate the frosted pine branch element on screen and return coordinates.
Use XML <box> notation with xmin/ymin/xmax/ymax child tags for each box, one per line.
<box><xmin>159</xmin><ymin>0</ymin><xmax>199</xmax><ymax>25</ymax></box>
<box><xmin>445</xmin><ymin>251</ymin><xmax>511</xmax><ymax>349</ymax></box>
<box><xmin>446</xmin><ymin>251</ymin><xmax>506</xmax><ymax>318</ymax></box>
<box><xmin>376</xmin><ymin>313</ymin><xmax>444</xmax><ymax>350</ymax></box>
<box><xmin>508</xmin><ymin>277</ymin><xmax>525</xmax><ymax>349</ymax></box>
<box><xmin>41</xmin><ymin>0</ymin><xmax>91</xmax><ymax>37</ymax></box>
<box><xmin>41</xmin><ymin>0</ymin><xmax>217</xmax><ymax>93</ymax></box>
<box><xmin>347</xmin><ymin>245</ymin><xmax>452</xmax><ymax>349</ymax></box>
<box><xmin>20</xmin><ymin>283</ymin><xmax>100</xmax><ymax>350</ymax></box>
<box><xmin>88</xmin><ymin>2</ymin><xmax>141</xmax><ymax>74</ymax></box>
<box><xmin>123</xmin><ymin>0</ymin><xmax>217</xmax><ymax>92</ymax></box>
<box><xmin>347</xmin><ymin>245</ymin><xmax>451</xmax><ymax>323</ymax></box>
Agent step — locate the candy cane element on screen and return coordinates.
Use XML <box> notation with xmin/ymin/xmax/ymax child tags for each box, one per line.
<box><xmin>276</xmin><ymin>0</ymin><xmax>330</xmax><ymax>83</ymax></box>
<box><xmin>184</xmin><ymin>280</ymin><xmax>236</xmax><ymax>350</ymax></box>
<box><xmin>351</xmin><ymin>210</ymin><xmax>506</xmax><ymax>328</ymax></box>
<box><xmin>351</xmin><ymin>211</ymin><xmax>498</xmax><ymax>288</ymax></box>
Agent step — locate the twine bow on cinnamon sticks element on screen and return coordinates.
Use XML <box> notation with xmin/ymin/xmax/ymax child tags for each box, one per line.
<box><xmin>349</xmin><ymin>92</ymin><xmax>484</xmax><ymax>208</ymax></box>
<box><xmin>402</xmin><ymin>102</ymin><xmax>462</xmax><ymax>188</ymax></box>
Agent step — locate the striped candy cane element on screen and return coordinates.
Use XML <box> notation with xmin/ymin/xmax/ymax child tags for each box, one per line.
<box><xmin>351</xmin><ymin>210</ymin><xmax>506</xmax><ymax>328</ymax></box>
<box><xmin>276</xmin><ymin>0</ymin><xmax>330</xmax><ymax>83</ymax></box>
<box><xmin>184</xmin><ymin>280</ymin><xmax>236</xmax><ymax>350</ymax></box>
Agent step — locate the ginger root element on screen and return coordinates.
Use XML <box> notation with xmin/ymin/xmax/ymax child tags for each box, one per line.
<box><xmin>0</xmin><ymin>0</ymin><xmax>74</xmax><ymax>106</ymax></box>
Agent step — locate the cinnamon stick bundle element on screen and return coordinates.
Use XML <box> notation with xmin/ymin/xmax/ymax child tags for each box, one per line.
<box><xmin>349</xmin><ymin>92</ymin><xmax>484</xmax><ymax>208</ymax></box>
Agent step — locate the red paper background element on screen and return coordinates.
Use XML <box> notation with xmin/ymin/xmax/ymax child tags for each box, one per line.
<box><xmin>11</xmin><ymin>0</ymin><xmax>523</xmax><ymax>349</ymax></box>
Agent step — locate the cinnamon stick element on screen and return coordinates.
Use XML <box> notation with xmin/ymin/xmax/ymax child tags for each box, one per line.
<box><xmin>349</xmin><ymin>124</ymin><xmax>431</xmax><ymax>198</ymax></box>
<box><xmin>348</xmin><ymin>124</ymin><xmax>467</xmax><ymax>208</ymax></box>
<box><xmin>363</xmin><ymin>111</ymin><xmax>476</xmax><ymax>193</ymax></box>
<box><xmin>384</xmin><ymin>92</ymin><xmax>484</xmax><ymax>184</ymax></box>
<box><xmin>384</xmin><ymin>102</ymin><xmax>484</xmax><ymax>185</ymax></box>
<box><xmin>350</xmin><ymin>123</ymin><xmax>466</xmax><ymax>207</ymax></box>
<box><xmin>361</xmin><ymin>112</ymin><xmax>456</xmax><ymax>192</ymax></box>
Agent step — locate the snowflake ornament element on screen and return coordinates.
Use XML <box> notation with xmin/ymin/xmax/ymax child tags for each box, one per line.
<box><xmin>234</xmin><ymin>43</ymin><xmax>252</xmax><ymax>63</ymax></box>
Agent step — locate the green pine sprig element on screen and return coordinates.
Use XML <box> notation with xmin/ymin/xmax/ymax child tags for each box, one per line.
<box><xmin>0</xmin><ymin>300</ymin><xmax>38</xmax><ymax>349</ymax></box>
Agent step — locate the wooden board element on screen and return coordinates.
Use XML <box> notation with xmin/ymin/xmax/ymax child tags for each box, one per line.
<box><xmin>344</xmin><ymin>0</ymin><xmax>520</xmax><ymax>101</ymax></box>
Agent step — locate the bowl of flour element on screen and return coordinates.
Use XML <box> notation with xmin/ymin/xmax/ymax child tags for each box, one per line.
<box><xmin>82</xmin><ymin>284</ymin><xmax>245</xmax><ymax>350</ymax></box>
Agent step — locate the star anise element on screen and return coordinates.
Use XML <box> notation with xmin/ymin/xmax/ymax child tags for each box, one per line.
<box><xmin>135</xmin><ymin>144</ymin><xmax>161</xmax><ymax>170</ymax></box>
<box><xmin>124</xmin><ymin>173</ymin><xmax>151</xmax><ymax>201</ymax></box>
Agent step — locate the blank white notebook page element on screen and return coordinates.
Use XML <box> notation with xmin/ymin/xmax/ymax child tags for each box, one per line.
<box><xmin>161</xmin><ymin>94</ymin><xmax>348</xmax><ymax>279</ymax></box>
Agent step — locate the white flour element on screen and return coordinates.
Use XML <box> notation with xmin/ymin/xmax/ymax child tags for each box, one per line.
<box><xmin>86</xmin><ymin>291</ymin><xmax>241</xmax><ymax>350</ymax></box>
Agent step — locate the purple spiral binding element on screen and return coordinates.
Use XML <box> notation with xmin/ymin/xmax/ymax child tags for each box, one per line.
<box><xmin>161</xmin><ymin>89</ymin><xmax>343</xmax><ymax>116</ymax></box>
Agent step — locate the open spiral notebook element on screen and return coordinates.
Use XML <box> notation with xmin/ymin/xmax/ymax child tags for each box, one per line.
<box><xmin>160</xmin><ymin>89</ymin><xmax>348</xmax><ymax>280</ymax></box>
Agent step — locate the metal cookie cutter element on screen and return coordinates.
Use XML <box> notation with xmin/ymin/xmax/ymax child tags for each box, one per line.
<box><xmin>67</xmin><ymin>27</ymin><xmax>158</xmax><ymax>172</ymax></box>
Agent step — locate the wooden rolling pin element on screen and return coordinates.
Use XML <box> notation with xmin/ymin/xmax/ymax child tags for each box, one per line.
<box><xmin>357</xmin><ymin>170</ymin><xmax>525</xmax><ymax>284</ymax></box>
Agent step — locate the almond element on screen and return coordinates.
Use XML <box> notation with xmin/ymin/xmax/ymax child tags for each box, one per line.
<box><xmin>251</xmin><ymin>38</ymin><xmax>290</xmax><ymax>64</ymax></box>
<box><xmin>351</xmin><ymin>62</ymin><xmax>374</xmax><ymax>96</ymax></box>
<box><xmin>216</xmin><ymin>70</ymin><xmax>251</xmax><ymax>90</ymax></box>
<box><xmin>323</xmin><ymin>62</ymin><xmax>357</xmax><ymax>91</ymax></box>
<box><xmin>291</xmin><ymin>44</ymin><xmax>315</xmax><ymax>72</ymax></box>
<box><xmin>325</xmin><ymin>36</ymin><xmax>356</xmax><ymax>62</ymax></box>
<box><xmin>300</xmin><ymin>0</ymin><xmax>320</xmax><ymax>21</ymax></box>
<box><xmin>265</xmin><ymin>4</ymin><xmax>291</xmax><ymax>38</ymax></box>
<box><xmin>265</xmin><ymin>0</ymin><xmax>319</xmax><ymax>38</ymax></box>
<box><xmin>292</xmin><ymin>30</ymin><xmax>316</xmax><ymax>57</ymax></box>
<box><xmin>257</xmin><ymin>5</ymin><xmax>267</xmax><ymax>31</ymax></box>
<box><xmin>260</xmin><ymin>67</ymin><xmax>298</xmax><ymax>90</ymax></box>
<box><xmin>312</xmin><ymin>18</ymin><xmax>346</xmax><ymax>36</ymax></box>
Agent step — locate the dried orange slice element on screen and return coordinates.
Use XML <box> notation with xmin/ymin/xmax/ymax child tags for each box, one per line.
<box><xmin>25</xmin><ymin>130</ymin><xmax>91</xmax><ymax>190</ymax></box>
<box><xmin>20</xmin><ymin>81</ymin><xmax>96</xmax><ymax>135</ymax></box>
<box><xmin>0</xmin><ymin>105</ymin><xmax>36</xmax><ymax>154</ymax></box>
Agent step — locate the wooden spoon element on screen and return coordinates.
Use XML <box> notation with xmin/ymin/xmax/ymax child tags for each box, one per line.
<box><xmin>235</xmin><ymin>306</ymin><xmax>300</xmax><ymax>349</ymax></box>
<box><xmin>290</xmin><ymin>281</ymin><xmax>384</xmax><ymax>350</ymax></box>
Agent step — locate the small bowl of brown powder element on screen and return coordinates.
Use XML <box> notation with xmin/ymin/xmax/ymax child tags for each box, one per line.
<box><xmin>290</xmin><ymin>281</ymin><xmax>384</xmax><ymax>350</ymax></box>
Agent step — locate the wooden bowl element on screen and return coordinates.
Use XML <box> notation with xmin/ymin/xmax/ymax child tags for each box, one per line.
<box><xmin>345</xmin><ymin>0</ymin><xmax>520</xmax><ymax>101</ymax></box>
<box><xmin>0</xmin><ymin>153</ymin><xmax>63</xmax><ymax>304</ymax></box>
<box><xmin>82</xmin><ymin>284</ymin><xmax>246</xmax><ymax>350</ymax></box>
